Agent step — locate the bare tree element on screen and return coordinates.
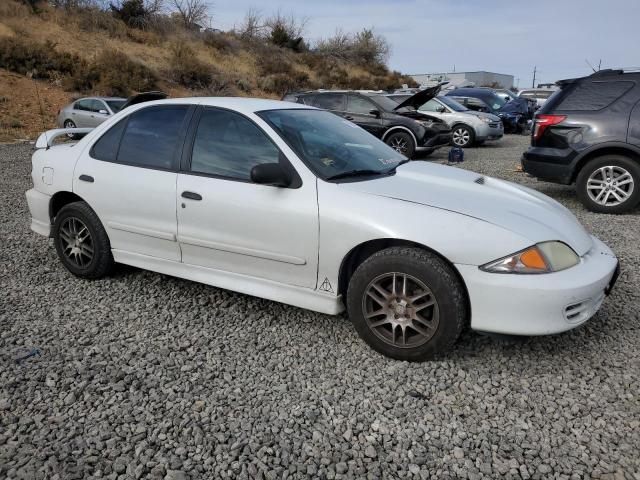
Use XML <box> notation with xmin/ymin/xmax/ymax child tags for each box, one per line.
<box><xmin>237</xmin><ymin>7</ymin><xmax>264</xmax><ymax>40</ymax></box>
<box><xmin>171</xmin><ymin>0</ymin><xmax>209</xmax><ymax>29</ymax></box>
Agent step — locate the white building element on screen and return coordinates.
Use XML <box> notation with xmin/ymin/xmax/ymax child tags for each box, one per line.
<box><xmin>410</xmin><ymin>71</ymin><xmax>515</xmax><ymax>90</ymax></box>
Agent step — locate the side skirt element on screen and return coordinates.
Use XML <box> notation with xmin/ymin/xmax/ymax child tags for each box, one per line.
<box><xmin>112</xmin><ymin>250</ymin><xmax>345</xmax><ymax>315</ymax></box>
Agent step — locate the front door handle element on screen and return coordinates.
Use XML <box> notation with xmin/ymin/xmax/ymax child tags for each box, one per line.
<box><xmin>345</xmin><ymin>116</ymin><xmax>354</xmax><ymax>120</ymax></box>
<box><xmin>79</xmin><ymin>174</ymin><xmax>94</xmax><ymax>183</ymax></box>
<box><xmin>181</xmin><ymin>191</ymin><xmax>202</xmax><ymax>201</ymax></box>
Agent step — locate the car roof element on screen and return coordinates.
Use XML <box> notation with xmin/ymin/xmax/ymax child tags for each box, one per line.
<box><xmin>120</xmin><ymin>97</ymin><xmax>317</xmax><ymax>115</ymax></box>
<box><xmin>76</xmin><ymin>97</ymin><xmax>127</xmax><ymax>101</ymax></box>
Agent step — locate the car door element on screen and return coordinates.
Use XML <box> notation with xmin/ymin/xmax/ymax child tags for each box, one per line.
<box><xmin>88</xmin><ymin>99</ymin><xmax>111</xmax><ymax>127</ymax></box>
<box><xmin>74</xmin><ymin>104</ymin><xmax>193</xmax><ymax>261</ymax></box>
<box><xmin>418</xmin><ymin>98</ymin><xmax>448</xmax><ymax>124</ymax></box>
<box><xmin>176</xmin><ymin>106</ymin><xmax>318</xmax><ymax>288</ymax></box>
<box><xmin>312</xmin><ymin>93</ymin><xmax>347</xmax><ymax>118</ymax></box>
<box><xmin>345</xmin><ymin>94</ymin><xmax>384</xmax><ymax>136</ymax></box>
<box><xmin>71</xmin><ymin>99</ymin><xmax>94</xmax><ymax>127</ymax></box>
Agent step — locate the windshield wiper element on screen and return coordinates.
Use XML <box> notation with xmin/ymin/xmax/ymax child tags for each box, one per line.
<box><xmin>326</xmin><ymin>169</ymin><xmax>387</xmax><ymax>180</ymax></box>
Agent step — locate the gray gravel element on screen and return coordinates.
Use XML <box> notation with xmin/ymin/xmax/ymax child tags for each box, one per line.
<box><xmin>1</xmin><ymin>136</ymin><xmax>639</xmax><ymax>480</ymax></box>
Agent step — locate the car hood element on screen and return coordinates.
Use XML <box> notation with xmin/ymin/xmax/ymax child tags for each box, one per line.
<box><xmin>393</xmin><ymin>83</ymin><xmax>446</xmax><ymax>111</ymax></box>
<box><xmin>340</xmin><ymin>162</ymin><xmax>593</xmax><ymax>256</ymax></box>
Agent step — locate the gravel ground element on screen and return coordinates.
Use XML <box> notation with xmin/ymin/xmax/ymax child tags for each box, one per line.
<box><xmin>1</xmin><ymin>136</ymin><xmax>639</xmax><ymax>480</ymax></box>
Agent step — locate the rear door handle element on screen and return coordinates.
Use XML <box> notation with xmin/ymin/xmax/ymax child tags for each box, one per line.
<box><xmin>181</xmin><ymin>191</ymin><xmax>202</xmax><ymax>201</ymax></box>
<box><xmin>79</xmin><ymin>174</ymin><xmax>94</xmax><ymax>183</ymax></box>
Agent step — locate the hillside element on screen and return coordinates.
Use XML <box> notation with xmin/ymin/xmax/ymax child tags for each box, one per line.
<box><xmin>0</xmin><ymin>0</ymin><xmax>417</xmax><ymax>141</ymax></box>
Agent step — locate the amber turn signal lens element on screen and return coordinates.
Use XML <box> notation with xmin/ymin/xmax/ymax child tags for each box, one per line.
<box><xmin>519</xmin><ymin>248</ymin><xmax>549</xmax><ymax>270</ymax></box>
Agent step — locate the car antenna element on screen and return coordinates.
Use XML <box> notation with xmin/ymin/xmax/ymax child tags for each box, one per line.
<box><xmin>30</xmin><ymin>70</ymin><xmax>50</xmax><ymax>150</ymax></box>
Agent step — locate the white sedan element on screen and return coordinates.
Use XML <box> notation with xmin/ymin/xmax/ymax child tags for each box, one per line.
<box><xmin>26</xmin><ymin>97</ymin><xmax>619</xmax><ymax>360</ymax></box>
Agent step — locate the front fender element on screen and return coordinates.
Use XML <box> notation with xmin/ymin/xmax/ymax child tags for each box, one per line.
<box><xmin>317</xmin><ymin>182</ymin><xmax>532</xmax><ymax>296</ymax></box>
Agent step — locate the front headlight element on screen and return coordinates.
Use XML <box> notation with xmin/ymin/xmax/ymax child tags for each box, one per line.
<box><xmin>480</xmin><ymin>241</ymin><xmax>580</xmax><ymax>274</ymax></box>
<box><xmin>480</xmin><ymin>116</ymin><xmax>493</xmax><ymax>124</ymax></box>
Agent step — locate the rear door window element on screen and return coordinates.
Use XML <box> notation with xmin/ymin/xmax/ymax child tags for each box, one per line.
<box><xmin>313</xmin><ymin>93</ymin><xmax>345</xmax><ymax>111</ymax></box>
<box><xmin>347</xmin><ymin>94</ymin><xmax>376</xmax><ymax>115</ymax></box>
<box><xmin>117</xmin><ymin>105</ymin><xmax>189</xmax><ymax>170</ymax></box>
<box><xmin>74</xmin><ymin>99</ymin><xmax>92</xmax><ymax>111</ymax></box>
<box><xmin>90</xmin><ymin>118</ymin><xmax>127</xmax><ymax>162</ymax></box>
<box><xmin>553</xmin><ymin>81</ymin><xmax>634</xmax><ymax>111</ymax></box>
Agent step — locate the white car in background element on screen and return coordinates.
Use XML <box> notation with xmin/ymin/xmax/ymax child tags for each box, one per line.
<box><xmin>387</xmin><ymin>92</ymin><xmax>503</xmax><ymax>147</ymax></box>
<box><xmin>26</xmin><ymin>97</ymin><xmax>619</xmax><ymax>360</ymax></box>
<box><xmin>518</xmin><ymin>88</ymin><xmax>557</xmax><ymax>108</ymax></box>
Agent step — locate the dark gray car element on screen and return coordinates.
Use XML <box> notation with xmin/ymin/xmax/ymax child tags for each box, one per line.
<box><xmin>57</xmin><ymin>97</ymin><xmax>127</xmax><ymax>129</ymax></box>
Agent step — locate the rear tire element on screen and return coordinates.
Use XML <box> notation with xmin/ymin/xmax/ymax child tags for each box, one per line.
<box><xmin>63</xmin><ymin>119</ymin><xmax>77</xmax><ymax>139</ymax></box>
<box><xmin>451</xmin><ymin>125</ymin><xmax>475</xmax><ymax>148</ymax></box>
<box><xmin>385</xmin><ymin>131</ymin><xmax>416</xmax><ymax>158</ymax></box>
<box><xmin>576</xmin><ymin>155</ymin><xmax>640</xmax><ymax>214</ymax></box>
<box><xmin>53</xmin><ymin>201</ymin><xmax>114</xmax><ymax>279</ymax></box>
<box><xmin>346</xmin><ymin>247</ymin><xmax>467</xmax><ymax>361</ymax></box>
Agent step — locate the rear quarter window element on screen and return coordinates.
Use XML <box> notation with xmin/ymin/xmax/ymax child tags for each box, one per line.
<box><xmin>552</xmin><ymin>81</ymin><xmax>634</xmax><ymax>111</ymax></box>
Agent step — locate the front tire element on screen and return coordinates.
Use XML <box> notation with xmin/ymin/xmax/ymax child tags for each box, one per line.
<box><xmin>451</xmin><ymin>125</ymin><xmax>475</xmax><ymax>148</ymax></box>
<box><xmin>346</xmin><ymin>247</ymin><xmax>467</xmax><ymax>361</ymax></box>
<box><xmin>385</xmin><ymin>131</ymin><xmax>416</xmax><ymax>158</ymax></box>
<box><xmin>53</xmin><ymin>201</ymin><xmax>114</xmax><ymax>279</ymax></box>
<box><xmin>576</xmin><ymin>155</ymin><xmax>640</xmax><ymax>214</ymax></box>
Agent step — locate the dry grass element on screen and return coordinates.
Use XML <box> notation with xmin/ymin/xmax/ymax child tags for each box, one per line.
<box><xmin>0</xmin><ymin>0</ymin><xmax>416</xmax><ymax>140</ymax></box>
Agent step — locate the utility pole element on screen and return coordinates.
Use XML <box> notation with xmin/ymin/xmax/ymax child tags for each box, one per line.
<box><xmin>532</xmin><ymin>66</ymin><xmax>537</xmax><ymax>88</ymax></box>
<box><xmin>598</xmin><ymin>59</ymin><xmax>601</xmax><ymax>71</ymax></box>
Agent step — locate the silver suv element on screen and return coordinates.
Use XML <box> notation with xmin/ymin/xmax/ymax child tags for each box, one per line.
<box><xmin>387</xmin><ymin>94</ymin><xmax>503</xmax><ymax>147</ymax></box>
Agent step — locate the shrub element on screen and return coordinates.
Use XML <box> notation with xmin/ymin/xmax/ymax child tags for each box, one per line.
<box><xmin>257</xmin><ymin>54</ymin><xmax>294</xmax><ymax>76</ymax></box>
<box><xmin>202</xmin><ymin>31</ymin><xmax>240</xmax><ymax>54</ymax></box>
<box><xmin>168</xmin><ymin>42</ymin><xmax>213</xmax><ymax>89</ymax></box>
<box><xmin>110</xmin><ymin>0</ymin><xmax>148</xmax><ymax>28</ymax></box>
<box><xmin>316</xmin><ymin>28</ymin><xmax>390</xmax><ymax>66</ymax></box>
<box><xmin>259</xmin><ymin>71</ymin><xmax>313</xmax><ymax>95</ymax></box>
<box><xmin>265</xmin><ymin>11</ymin><xmax>307</xmax><ymax>52</ymax></box>
<box><xmin>0</xmin><ymin>37</ymin><xmax>80</xmax><ymax>79</ymax></box>
<box><xmin>75</xmin><ymin>7</ymin><xmax>128</xmax><ymax>37</ymax></box>
<box><xmin>67</xmin><ymin>49</ymin><xmax>158</xmax><ymax>96</ymax></box>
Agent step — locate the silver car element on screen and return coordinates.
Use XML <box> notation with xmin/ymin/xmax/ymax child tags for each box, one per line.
<box><xmin>57</xmin><ymin>97</ymin><xmax>127</xmax><ymax>129</ymax></box>
<box><xmin>388</xmin><ymin>94</ymin><xmax>503</xmax><ymax>147</ymax></box>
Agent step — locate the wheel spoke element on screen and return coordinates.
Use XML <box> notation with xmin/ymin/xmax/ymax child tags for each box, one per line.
<box><xmin>413</xmin><ymin>299</ymin><xmax>436</xmax><ymax>313</ymax></box>
<box><xmin>366</xmin><ymin>289</ymin><xmax>387</xmax><ymax>307</ymax></box>
<box><xmin>366</xmin><ymin>308</ymin><xmax>387</xmax><ymax>319</ymax></box>
<box><xmin>370</xmin><ymin>318</ymin><xmax>391</xmax><ymax>328</ymax></box>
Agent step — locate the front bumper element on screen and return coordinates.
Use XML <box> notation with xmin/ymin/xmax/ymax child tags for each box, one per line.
<box><xmin>475</xmin><ymin>122</ymin><xmax>504</xmax><ymax>142</ymax></box>
<box><xmin>456</xmin><ymin>236</ymin><xmax>618</xmax><ymax>335</ymax></box>
<box><xmin>420</xmin><ymin>131</ymin><xmax>452</xmax><ymax>149</ymax></box>
<box><xmin>26</xmin><ymin>188</ymin><xmax>52</xmax><ymax>237</ymax></box>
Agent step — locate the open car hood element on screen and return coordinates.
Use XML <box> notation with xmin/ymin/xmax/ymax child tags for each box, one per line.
<box><xmin>121</xmin><ymin>91</ymin><xmax>168</xmax><ymax>110</ymax></box>
<box><xmin>393</xmin><ymin>83</ymin><xmax>447</xmax><ymax>111</ymax></box>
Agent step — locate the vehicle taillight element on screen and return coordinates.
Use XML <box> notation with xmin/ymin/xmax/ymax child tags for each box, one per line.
<box><xmin>532</xmin><ymin>114</ymin><xmax>566</xmax><ymax>141</ymax></box>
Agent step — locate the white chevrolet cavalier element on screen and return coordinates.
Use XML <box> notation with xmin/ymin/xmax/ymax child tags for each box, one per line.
<box><xmin>26</xmin><ymin>98</ymin><xmax>619</xmax><ymax>360</ymax></box>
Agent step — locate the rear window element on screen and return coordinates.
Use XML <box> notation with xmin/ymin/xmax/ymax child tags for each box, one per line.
<box><xmin>550</xmin><ymin>81</ymin><xmax>633</xmax><ymax>111</ymax></box>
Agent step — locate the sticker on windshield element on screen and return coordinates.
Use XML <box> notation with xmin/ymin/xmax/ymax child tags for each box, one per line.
<box><xmin>378</xmin><ymin>158</ymin><xmax>399</xmax><ymax>165</ymax></box>
<box><xmin>344</xmin><ymin>143</ymin><xmax>373</xmax><ymax>150</ymax></box>
<box><xmin>321</xmin><ymin>157</ymin><xmax>334</xmax><ymax>166</ymax></box>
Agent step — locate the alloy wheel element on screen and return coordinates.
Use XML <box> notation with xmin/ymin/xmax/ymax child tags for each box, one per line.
<box><xmin>59</xmin><ymin>217</ymin><xmax>94</xmax><ymax>268</ymax></box>
<box><xmin>586</xmin><ymin>165</ymin><xmax>635</xmax><ymax>207</ymax></box>
<box><xmin>64</xmin><ymin>120</ymin><xmax>76</xmax><ymax>138</ymax></box>
<box><xmin>452</xmin><ymin>127</ymin><xmax>470</xmax><ymax>146</ymax></box>
<box><xmin>362</xmin><ymin>272</ymin><xmax>439</xmax><ymax>348</ymax></box>
<box><xmin>389</xmin><ymin>136</ymin><xmax>409</xmax><ymax>155</ymax></box>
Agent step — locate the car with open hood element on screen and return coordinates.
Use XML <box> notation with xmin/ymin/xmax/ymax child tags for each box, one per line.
<box><xmin>282</xmin><ymin>87</ymin><xmax>451</xmax><ymax>158</ymax></box>
<box><xmin>26</xmin><ymin>97</ymin><xmax>619</xmax><ymax>361</ymax></box>
<box><xmin>386</xmin><ymin>92</ymin><xmax>503</xmax><ymax>148</ymax></box>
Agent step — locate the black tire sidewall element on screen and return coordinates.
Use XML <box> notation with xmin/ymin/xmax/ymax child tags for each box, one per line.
<box><xmin>385</xmin><ymin>131</ymin><xmax>416</xmax><ymax>158</ymax></box>
<box><xmin>452</xmin><ymin>124</ymin><xmax>475</xmax><ymax>148</ymax></box>
<box><xmin>53</xmin><ymin>202</ymin><xmax>113</xmax><ymax>279</ymax></box>
<box><xmin>347</xmin><ymin>248</ymin><xmax>466</xmax><ymax>361</ymax></box>
<box><xmin>576</xmin><ymin>155</ymin><xmax>640</xmax><ymax>214</ymax></box>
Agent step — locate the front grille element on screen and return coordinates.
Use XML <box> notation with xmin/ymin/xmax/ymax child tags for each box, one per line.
<box><xmin>488</xmin><ymin>123</ymin><xmax>500</xmax><ymax>128</ymax></box>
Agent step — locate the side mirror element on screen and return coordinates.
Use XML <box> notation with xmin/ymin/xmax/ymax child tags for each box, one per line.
<box><xmin>98</xmin><ymin>109</ymin><xmax>109</xmax><ymax>115</ymax></box>
<box><xmin>369</xmin><ymin>109</ymin><xmax>381</xmax><ymax>118</ymax></box>
<box><xmin>250</xmin><ymin>163</ymin><xmax>291</xmax><ymax>187</ymax></box>
<box><xmin>437</xmin><ymin>106</ymin><xmax>446</xmax><ymax>113</ymax></box>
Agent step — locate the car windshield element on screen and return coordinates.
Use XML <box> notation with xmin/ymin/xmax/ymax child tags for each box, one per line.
<box><xmin>481</xmin><ymin>93</ymin><xmax>506</xmax><ymax>111</ymax></box>
<box><xmin>520</xmin><ymin>90</ymin><xmax>554</xmax><ymax>99</ymax></box>
<box><xmin>258</xmin><ymin>109</ymin><xmax>406</xmax><ymax>181</ymax></box>
<box><xmin>437</xmin><ymin>96</ymin><xmax>468</xmax><ymax>112</ymax></box>
<box><xmin>106</xmin><ymin>100</ymin><xmax>126</xmax><ymax>113</ymax></box>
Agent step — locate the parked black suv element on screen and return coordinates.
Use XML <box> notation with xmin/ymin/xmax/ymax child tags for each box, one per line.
<box><xmin>282</xmin><ymin>88</ymin><xmax>452</xmax><ymax>158</ymax></box>
<box><xmin>522</xmin><ymin>70</ymin><xmax>640</xmax><ymax>213</ymax></box>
